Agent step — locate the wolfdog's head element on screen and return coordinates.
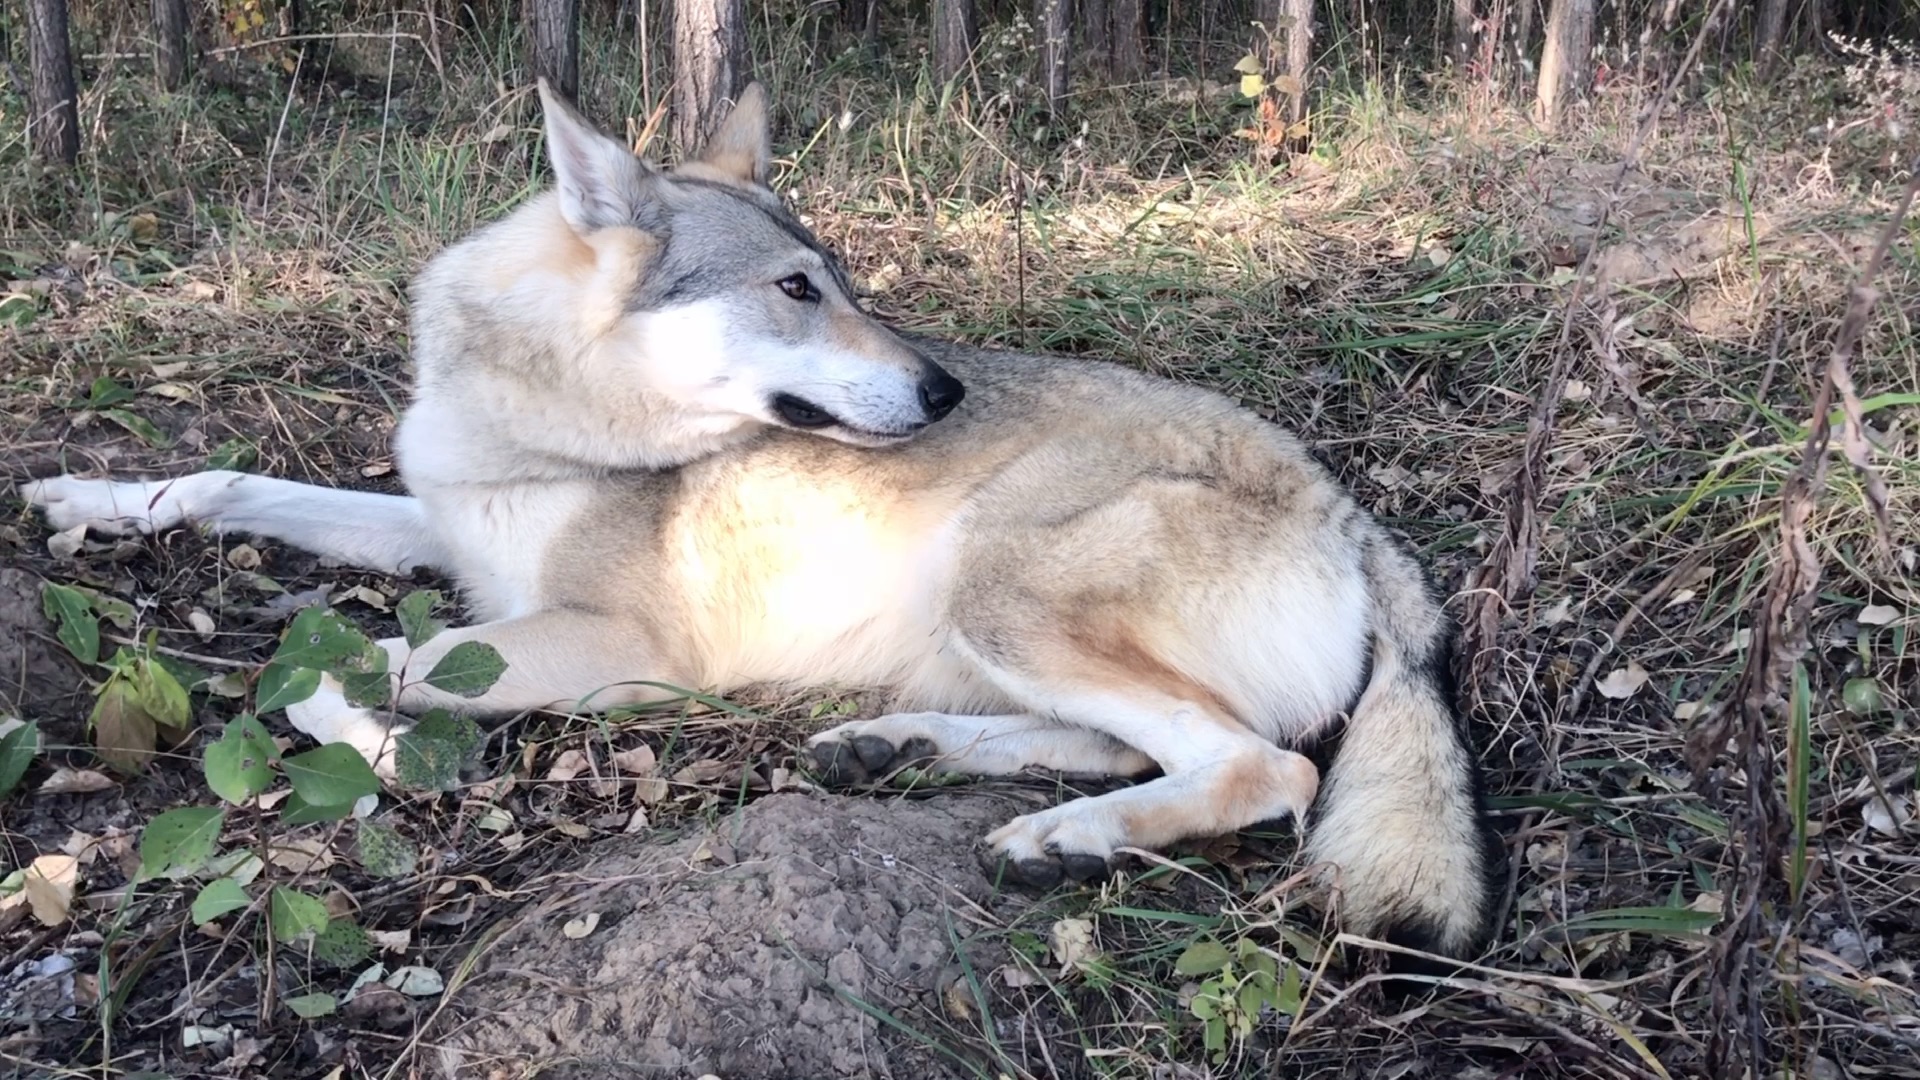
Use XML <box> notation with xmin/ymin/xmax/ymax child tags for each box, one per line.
<box><xmin>533</xmin><ymin>80</ymin><xmax>964</xmax><ymax>447</ymax></box>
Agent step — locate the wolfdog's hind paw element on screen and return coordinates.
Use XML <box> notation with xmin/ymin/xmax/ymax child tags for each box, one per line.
<box><xmin>979</xmin><ymin>844</ymin><xmax>1115</xmax><ymax>891</ymax></box>
<box><xmin>805</xmin><ymin>727</ymin><xmax>939</xmax><ymax>787</ymax></box>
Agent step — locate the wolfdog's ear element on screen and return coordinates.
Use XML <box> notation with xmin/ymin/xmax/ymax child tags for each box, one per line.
<box><xmin>693</xmin><ymin>82</ymin><xmax>772</xmax><ymax>188</ymax></box>
<box><xmin>537</xmin><ymin>78</ymin><xmax>661</xmax><ymax>235</ymax></box>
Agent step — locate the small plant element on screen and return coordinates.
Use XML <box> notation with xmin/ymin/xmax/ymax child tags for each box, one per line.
<box><xmin>1174</xmin><ymin>934</ymin><xmax>1302</xmax><ymax>1062</ymax></box>
<box><xmin>34</xmin><ymin>578</ymin><xmax>502</xmax><ymax>1019</ymax></box>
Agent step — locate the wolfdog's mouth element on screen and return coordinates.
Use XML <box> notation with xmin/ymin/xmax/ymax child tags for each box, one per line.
<box><xmin>770</xmin><ymin>393</ymin><xmax>924</xmax><ymax>445</ymax></box>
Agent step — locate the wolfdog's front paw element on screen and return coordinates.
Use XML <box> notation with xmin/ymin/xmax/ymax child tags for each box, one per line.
<box><xmin>982</xmin><ymin>805</ymin><xmax>1125</xmax><ymax>889</ymax></box>
<box><xmin>19</xmin><ymin>475</ymin><xmax>172</xmax><ymax>536</ymax></box>
<box><xmin>804</xmin><ymin>720</ymin><xmax>939</xmax><ymax>787</ymax></box>
<box><xmin>285</xmin><ymin>677</ymin><xmax>406</xmax><ymax>785</ymax></box>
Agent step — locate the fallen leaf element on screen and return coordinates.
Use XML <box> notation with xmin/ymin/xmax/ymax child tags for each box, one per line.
<box><xmin>182</xmin><ymin>280</ymin><xmax>219</xmax><ymax>300</ymax></box>
<box><xmin>997</xmin><ymin>965</ymin><xmax>1041</xmax><ymax>988</ymax></box>
<box><xmin>23</xmin><ymin>854</ymin><xmax>80</xmax><ymax>926</ymax></box>
<box><xmin>624</xmin><ymin>806</ymin><xmax>649</xmax><ymax>833</ymax></box>
<box><xmin>265</xmin><ymin>837</ymin><xmax>338</xmax><ymax>874</ymax></box>
<box><xmin>384</xmin><ymin>965</ymin><xmax>444</xmax><ymax>996</ymax></box>
<box><xmin>39</xmin><ymin>768</ymin><xmax>116</xmax><ymax>794</ymax></box>
<box><xmin>1674</xmin><ymin>700</ymin><xmax>1710</xmax><ymax>721</ymax></box>
<box><xmin>48</xmin><ymin>523</ymin><xmax>87</xmax><ymax>559</ymax></box>
<box><xmin>1596</xmin><ymin>661</ymin><xmax>1650</xmax><ymax>700</ymax></box>
<box><xmin>632</xmin><ymin>776</ymin><xmax>669</xmax><ymax>804</ymax></box>
<box><xmin>546</xmin><ymin>749</ymin><xmax>588</xmax><ymax>784</ymax></box>
<box><xmin>1864</xmin><ymin>795</ymin><xmax>1912</xmax><ymax>838</ymax></box>
<box><xmin>1562</xmin><ymin>379</ymin><xmax>1593</xmax><ymax>402</ymax></box>
<box><xmin>340</xmin><ymin>585</ymin><xmax>390</xmax><ymax>611</ymax></box>
<box><xmin>187</xmin><ymin>608</ymin><xmax>217</xmax><ymax>640</ymax></box>
<box><xmin>1049</xmin><ymin>917</ymin><xmax>1099</xmax><ymax>975</ymax></box>
<box><xmin>226</xmin><ymin>544</ymin><xmax>262</xmax><ymax>570</ymax></box>
<box><xmin>1537</xmin><ymin>596</ymin><xmax>1573</xmax><ymax>627</ymax></box>
<box><xmin>369</xmin><ymin>928</ymin><xmax>412</xmax><ymax>953</ymax></box>
<box><xmin>611</xmin><ymin>744</ymin><xmax>657</xmax><ymax>775</ymax></box>
<box><xmin>562</xmin><ymin>912</ymin><xmax>600</xmax><ymax>939</ymax></box>
<box><xmin>1858</xmin><ymin>604</ymin><xmax>1900</xmax><ymax>626</ymax></box>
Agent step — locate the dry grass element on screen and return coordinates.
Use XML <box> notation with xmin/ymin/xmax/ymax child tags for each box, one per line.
<box><xmin>2</xmin><ymin>7</ymin><xmax>1918</xmax><ymax>1078</ymax></box>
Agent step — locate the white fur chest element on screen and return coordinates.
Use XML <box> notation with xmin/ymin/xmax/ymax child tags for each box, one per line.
<box><xmin>394</xmin><ymin>401</ymin><xmax>593</xmax><ymax>622</ymax></box>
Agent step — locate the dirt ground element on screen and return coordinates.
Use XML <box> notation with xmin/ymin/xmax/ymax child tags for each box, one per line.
<box><xmin>435</xmin><ymin>792</ymin><xmax>1028</xmax><ymax>1080</ymax></box>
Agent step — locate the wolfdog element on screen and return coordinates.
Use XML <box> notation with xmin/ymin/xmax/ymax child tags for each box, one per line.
<box><xmin>23</xmin><ymin>81</ymin><xmax>1502</xmax><ymax>960</ymax></box>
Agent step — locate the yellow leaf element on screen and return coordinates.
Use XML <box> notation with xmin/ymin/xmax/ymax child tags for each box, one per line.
<box><xmin>1232</xmin><ymin>52</ymin><xmax>1263</xmax><ymax>75</ymax></box>
<box><xmin>24</xmin><ymin>854</ymin><xmax>79</xmax><ymax>926</ymax></box>
<box><xmin>1240</xmin><ymin>73</ymin><xmax>1266</xmax><ymax>98</ymax></box>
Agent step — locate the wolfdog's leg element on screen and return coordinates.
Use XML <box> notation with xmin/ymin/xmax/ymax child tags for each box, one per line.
<box><xmin>949</xmin><ymin>653</ymin><xmax>1320</xmax><ymax>886</ymax></box>
<box><xmin>20</xmin><ymin>471</ymin><xmax>445</xmax><ymax>574</ymax></box>
<box><xmin>806</xmin><ymin>712</ymin><xmax>1156</xmax><ymax>784</ymax></box>
<box><xmin>284</xmin><ymin>611</ymin><xmax>671</xmax><ymax>777</ymax></box>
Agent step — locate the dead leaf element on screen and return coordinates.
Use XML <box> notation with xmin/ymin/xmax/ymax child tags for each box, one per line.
<box><xmin>358</xmin><ymin>461</ymin><xmax>394</xmax><ymax>478</ymax></box>
<box><xmin>1049</xmin><ymin>917</ymin><xmax>1099</xmax><ymax>975</ymax></box>
<box><xmin>23</xmin><ymin>854</ymin><xmax>80</xmax><ymax>926</ymax></box>
<box><xmin>340</xmin><ymin>585</ymin><xmax>390</xmax><ymax>611</ymax></box>
<box><xmin>1674</xmin><ymin>700</ymin><xmax>1710</xmax><ymax>721</ymax></box>
<box><xmin>1596</xmin><ymin>661</ymin><xmax>1650</xmax><ymax>700</ymax></box>
<box><xmin>226</xmin><ymin>544</ymin><xmax>261</xmax><ymax>570</ymax></box>
<box><xmin>265</xmin><ymin>837</ymin><xmax>338</xmax><ymax>874</ymax></box>
<box><xmin>48</xmin><ymin>523</ymin><xmax>87</xmax><ymax>559</ymax></box>
<box><xmin>546</xmin><ymin>749</ymin><xmax>588</xmax><ymax>784</ymax></box>
<box><xmin>1537</xmin><ymin>596</ymin><xmax>1574</xmax><ymax>627</ymax></box>
<box><xmin>181</xmin><ymin>280</ymin><xmax>219</xmax><ymax>301</ymax></box>
<box><xmin>562</xmin><ymin>912</ymin><xmax>600</xmax><ymax>939</ymax></box>
<box><xmin>187</xmin><ymin>608</ymin><xmax>217</xmax><ymax>640</ymax></box>
<box><xmin>1858</xmin><ymin>604</ymin><xmax>1900</xmax><ymax>626</ymax></box>
<box><xmin>39</xmin><ymin>768</ymin><xmax>116</xmax><ymax>794</ymax></box>
<box><xmin>632</xmin><ymin>776</ymin><xmax>669</xmax><ymax>804</ymax></box>
<box><xmin>1864</xmin><ymin>795</ymin><xmax>1912</xmax><ymax>838</ymax></box>
<box><xmin>479</xmin><ymin>122</ymin><xmax>513</xmax><ymax>143</ymax></box>
<box><xmin>369</xmin><ymin>928</ymin><xmax>412</xmax><ymax>953</ymax></box>
<box><xmin>671</xmin><ymin>760</ymin><xmax>734</xmax><ymax>786</ymax></box>
<box><xmin>624</xmin><ymin>806</ymin><xmax>649</xmax><ymax>833</ymax></box>
<box><xmin>997</xmin><ymin>965</ymin><xmax>1041</xmax><ymax>988</ymax></box>
<box><xmin>611</xmin><ymin>744</ymin><xmax>658</xmax><ymax>775</ymax></box>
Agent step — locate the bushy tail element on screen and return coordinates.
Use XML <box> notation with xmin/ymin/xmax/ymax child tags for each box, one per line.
<box><xmin>1304</xmin><ymin>532</ymin><xmax>1503</xmax><ymax>962</ymax></box>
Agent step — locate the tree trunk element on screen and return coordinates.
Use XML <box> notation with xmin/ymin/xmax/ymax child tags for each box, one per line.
<box><xmin>151</xmin><ymin>0</ymin><xmax>191</xmax><ymax>90</ymax></box>
<box><xmin>1281</xmin><ymin>0</ymin><xmax>1314</xmax><ymax>128</ymax></box>
<box><xmin>671</xmin><ymin>0</ymin><xmax>747</xmax><ymax>150</ymax></box>
<box><xmin>1450</xmin><ymin>0</ymin><xmax>1476</xmax><ymax>70</ymax></box>
<box><xmin>532</xmin><ymin>0</ymin><xmax>580</xmax><ymax>101</ymax></box>
<box><xmin>27</xmin><ymin>0</ymin><xmax>79</xmax><ymax>166</ymax></box>
<box><xmin>1513</xmin><ymin>0</ymin><xmax>1535</xmax><ymax>66</ymax></box>
<box><xmin>1083</xmin><ymin>0</ymin><xmax>1111</xmax><ymax>76</ymax></box>
<box><xmin>932</xmin><ymin>0</ymin><xmax>977</xmax><ymax>83</ymax></box>
<box><xmin>1037</xmin><ymin>0</ymin><xmax>1071</xmax><ymax>112</ymax></box>
<box><xmin>1533</xmin><ymin>0</ymin><xmax>1591</xmax><ymax>131</ymax></box>
<box><xmin>1755</xmin><ymin>0</ymin><xmax>1789</xmax><ymax>79</ymax></box>
<box><xmin>1109</xmin><ymin>0</ymin><xmax>1143</xmax><ymax>76</ymax></box>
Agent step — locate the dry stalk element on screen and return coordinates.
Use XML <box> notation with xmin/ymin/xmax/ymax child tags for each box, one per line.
<box><xmin>1685</xmin><ymin>161</ymin><xmax>1920</xmax><ymax>1076</ymax></box>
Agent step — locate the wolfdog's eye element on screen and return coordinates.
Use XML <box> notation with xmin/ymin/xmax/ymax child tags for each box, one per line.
<box><xmin>776</xmin><ymin>273</ymin><xmax>818</xmax><ymax>302</ymax></box>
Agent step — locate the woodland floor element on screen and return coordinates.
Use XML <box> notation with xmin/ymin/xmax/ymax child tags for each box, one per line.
<box><xmin>1</xmin><ymin>24</ymin><xmax>1918</xmax><ymax>1080</ymax></box>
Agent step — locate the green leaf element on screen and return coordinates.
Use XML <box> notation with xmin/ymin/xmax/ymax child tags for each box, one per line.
<box><xmin>1275</xmin><ymin>957</ymin><xmax>1302</xmax><ymax>1015</ymax></box>
<box><xmin>272</xmin><ymin>607</ymin><xmax>382</xmax><ymax>675</ymax></box>
<box><xmin>131</xmin><ymin>652</ymin><xmax>192</xmax><ymax>738</ymax></box>
<box><xmin>394</xmin><ymin>731</ymin><xmax>464</xmax><ymax>792</ymax></box>
<box><xmin>413</xmin><ymin>708</ymin><xmax>482</xmax><ymax>752</ymax></box>
<box><xmin>284</xmin><ymin>992</ymin><xmax>337</xmax><ymax>1019</ymax></box>
<box><xmin>279</xmin><ymin>790</ymin><xmax>357</xmax><ymax>825</ymax></box>
<box><xmin>356</xmin><ymin>821</ymin><xmax>418</xmax><ymax>879</ymax></box>
<box><xmin>1553</xmin><ymin>906</ymin><xmax>1720</xmax><ymax>937</ymax></box>
<box><xmin>269</xmin><ymin>887</ymin><xmax>330</xmax><ymax>943</ymax></box>
<box><xmin>86</xmin><ymin>376</ymin><xmax>135</xmax><ymax>408</ymax></box>
<box><xmin>190</xmin><ymin>878</ymin><xmax>250</xmax><ymax>925</ymax></box>
<box><xmin>203</xmin><ymin>716</ymin><xmax>277</xmax><ymax>805</ymax></box>
<box><xmin>139</xmin><ymin>806</ymin><xmax>225</xmax><ymax>881</ymax></box>
<box><xmin>1175</xmin><ymin>939</ymin><xmax>1232</xmax><ymax>976</ymax></box>
<box><xmin>342</xmin><ymin>669</ymin><xmax>393</xmax><ymax>709</ymax></box>
<box><xmin>282</xmin><ymin>744</ymin><xmax>380</xmax><ymax>808</ymax></box>
<box><xmin>84</xmin><ymin>589</ymin><xmax>137</xmax><ymax>631</ymax></box>
<box><xmin>41</xmin><ymin>583</ymin><xmax>100</xmax><ymax>666</ymax></box>
<box><xmin>312</xmin><ymin>918</ymin><xmax>372</xmax><ymax>967</ymax></box>
<box><xmin>204</xmin><ymin>437</ymin><xmax>257</xmax><ymax>471</ymax></box>
<box><xmin>0</xmin><ymin>293</ymin><xmax>37</xmax><ymax>329</ymax></box>
<box><xmin>0</xmin><ymin>721</ymin><xmax>40</xmax><ymax>800</ymax></box>
<box><xmin>422</xmin><ymin>642</ymin><xmax>506</xmax><ymax>698</ymax></box>
<box><xmin>396</xmin><ymin>589</ymin><xmax>446</xmax><ymax>648</ymax></box>
<box><xmin>256</xmin><ymin>663</ymin><xmax>321</xmax><ymax>712</ymax></box>
<box><xmin>100</xmin><ymin>408</ymin><xmax>174</xmax><ymax>448</ymax></box>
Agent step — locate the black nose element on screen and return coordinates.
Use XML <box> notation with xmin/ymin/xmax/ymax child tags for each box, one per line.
<box><xmin>917</xmin><ymin>367</ymin><xmax>965</xmax><ymax>421</ymax></box>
